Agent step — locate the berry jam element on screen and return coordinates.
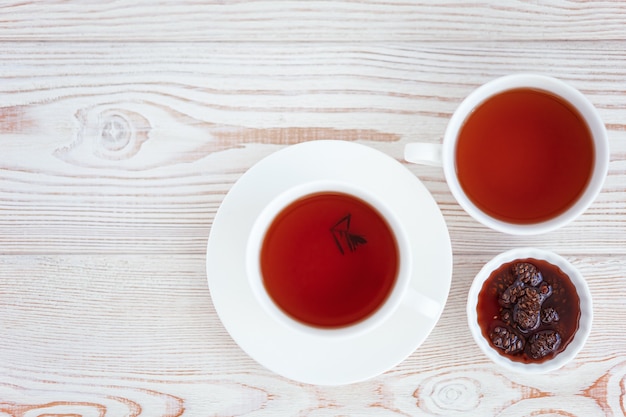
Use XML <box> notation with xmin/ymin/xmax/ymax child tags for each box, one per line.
<box><xmin>476</xmin><ymin>258</ymin><xmax>581</xmax><ymax>363</ymax></box>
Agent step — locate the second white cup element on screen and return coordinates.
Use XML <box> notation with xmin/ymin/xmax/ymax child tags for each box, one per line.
<box><xmin>405</xmin><ymin>74</ymin><xmax>609</xmax><ymax>235</ymax></box>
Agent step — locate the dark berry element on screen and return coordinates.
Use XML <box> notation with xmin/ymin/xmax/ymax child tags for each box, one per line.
<box><xmin>513</xmin><ymin>262</ymin><xmax>543</xmax><ymax>287</ymax></box>
<box><xmin>500</xmin><ymin>281</ymin><xmax>525</xmax><ymax>307</ymax></box>
<box><xmin>490</xmin><ymin>326</ymin><xmax>524</xmax><ymax>354</ymax></box>
<box><xmin>541</xmin><ymin>307</ymin><xmax>560</xmax><ymax>324</ymax></box>
<box><xmin>513</xmin><ymin>288</ymin><xmax>542</xmax><ymax>332</ymax></box>
<box><xmin>528</xmin><ymin>330</ymin><xmax>562</xmax><ymax>359</ymax></box>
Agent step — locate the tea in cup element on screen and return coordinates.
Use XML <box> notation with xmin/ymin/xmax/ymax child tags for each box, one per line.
<box><xmin>405</xmin><ymin>74</ymin><xmax>610</xmax><ymax>235</ymax></box>
<box><xmin>246</xmin><ymin>180</ymin><xmax>440</xmax><ymax>338</ymax></box>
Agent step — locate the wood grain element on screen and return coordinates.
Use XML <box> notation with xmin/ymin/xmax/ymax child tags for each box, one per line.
<box><xmin>1</xmin><ymin>1</ymin><xmax>626</xmax><ymax>42</ymax></box>
<box><xmin>1</xmin><ymin>41</ymin><xmax>625</xmax><ymax>256</ymax></box>
<box><xmin>2</xmin><ymin>2</ymin><xmax>626</xmax><ymax>415</ymax></box>
<box><xmin>0</xmin><ymin>255</ymin><xmax>624</xmax><ymax>415</ymax></box>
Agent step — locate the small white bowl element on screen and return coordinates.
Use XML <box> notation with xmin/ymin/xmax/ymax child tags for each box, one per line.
<box><xmin>467</xmin><ymin>248</ymin><xmax>593</xmax><ymax>373</ymax></box>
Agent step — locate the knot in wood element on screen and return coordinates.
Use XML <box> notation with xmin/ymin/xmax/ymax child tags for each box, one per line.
<box><xmin>100</xmin><ymin>114</ymin><xmax>132</xmax><ymax>152</ymax></box>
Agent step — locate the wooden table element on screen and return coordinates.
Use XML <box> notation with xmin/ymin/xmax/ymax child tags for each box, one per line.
<box><xmin>1</xmin><ymin>2</ymin><xmax>625</xmax><ymax>415</ymax></box>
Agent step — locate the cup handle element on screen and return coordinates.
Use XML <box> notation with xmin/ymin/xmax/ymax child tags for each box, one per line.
<box><xmin>402</xmin><ymin>288</ymin><xmax>441</xmax><ymax>319</ymax></box>
<box><xmin>404</xmin><ymin>143</ymin><xmax>444</xmax><ymax>167</ymax></box>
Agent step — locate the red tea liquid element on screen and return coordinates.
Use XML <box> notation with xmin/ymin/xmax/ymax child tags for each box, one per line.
<box><xmin>260</xmin><ymin>192</ymin><xmax>399</xmax><ymax>328</ymax></box>
<box><xmin>456</xmin><ymin>88</ymin><xmax>595</xmax><ymax>224</ymax></box>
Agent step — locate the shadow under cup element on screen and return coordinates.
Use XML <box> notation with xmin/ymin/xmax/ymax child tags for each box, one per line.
<box><xmin>246</xmin><ymin>181</ymin><xmax>412</xmax><ymax>338</ymax></box>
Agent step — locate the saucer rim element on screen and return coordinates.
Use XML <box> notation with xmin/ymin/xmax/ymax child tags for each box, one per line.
<box><xmin>207</xmin><ymin>140</ymin><xmax>453</xmax><ymax>385</ymax></box>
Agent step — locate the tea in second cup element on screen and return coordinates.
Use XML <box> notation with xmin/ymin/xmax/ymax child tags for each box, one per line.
<box><xmin>405</xmin><ymin>74</ymin><xmax>609</xmax><ymax>235</ymax></box>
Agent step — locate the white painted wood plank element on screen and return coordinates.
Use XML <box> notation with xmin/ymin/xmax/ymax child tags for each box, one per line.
<box><xmin>1</xmin><ymin>6</ymin><xmax>625</xmax><ymax>413</ymax></box>
<box><xmin>1</xmin><ymin>42</ymin><xmax>625</xmax><ymax>255</ymax></box>
<box><xmin>0</xmin><ymin>254</ymin><xmax>623</xmax><ymax>415</ymax></box>
<box><xmin>1</xmin><ymin>1</ymin><xmax>626</xmax><ymax>42</ymax></box>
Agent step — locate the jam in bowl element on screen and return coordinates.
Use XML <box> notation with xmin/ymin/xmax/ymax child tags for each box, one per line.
<box><xmin>467</xmin><ymin>248</ymin><xmax>592</xmax><ymax>373</ymax></box>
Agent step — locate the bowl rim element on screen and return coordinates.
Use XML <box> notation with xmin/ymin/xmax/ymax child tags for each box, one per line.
<box><xmin>466</xmin><ymin>247</ymin><xmax>593</xmax><ymax>373</ymax></box>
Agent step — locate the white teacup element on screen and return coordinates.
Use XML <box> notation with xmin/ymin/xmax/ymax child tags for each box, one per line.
<box><xmin>246</xmin><ymin>180</ymin><xmax>441</xmax><ymax>339</ymax></box>
<box><xmin>405</xmin><ymin>74</ymin><xmax>610</xmax><ymax>235</ymax></box>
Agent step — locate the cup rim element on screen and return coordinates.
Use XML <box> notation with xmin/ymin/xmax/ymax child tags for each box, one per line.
<box><xmin>466</xmin><ymin>247</ymin><xmax>593</xmax><ymax>373</ymax></box>
<box><xmin>245</xmin><ymin>179</ymin><xmax>412</xmax><ymax>339</ymax></box>
<box><xmin>443</xmin><ymin>73</ymin><xmax>610</xmax><ymax>235</ymax></box>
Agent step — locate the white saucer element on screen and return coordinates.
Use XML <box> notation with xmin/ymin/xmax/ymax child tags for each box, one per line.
<box><xmin>207</xmin><ymin>140</ymin><xmax>452</xmax><ymax>385</ymax></box>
